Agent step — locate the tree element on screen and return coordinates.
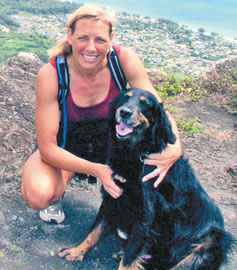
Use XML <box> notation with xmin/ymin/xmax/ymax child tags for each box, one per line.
<box><xmin>211</xmin><ymin>32</ymin><xmax>219</xmax><ymax>37</ymax></box>
<box><xmin>198</xmin><ymin>27</ymin><xmax>205</xmax><ymax>34</ymax></box>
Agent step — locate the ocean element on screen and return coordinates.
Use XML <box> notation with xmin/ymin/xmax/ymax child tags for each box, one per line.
<box><xmin>72</xmin><ymin>0</ymin><xmax>237</xmax><ymax>39</ymax></box>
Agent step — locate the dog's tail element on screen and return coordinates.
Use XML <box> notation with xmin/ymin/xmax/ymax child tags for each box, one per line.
<box><xmin>171</xmin><ymin>227</ymin><xmax>235</xmax><ymax>270</ymax></box>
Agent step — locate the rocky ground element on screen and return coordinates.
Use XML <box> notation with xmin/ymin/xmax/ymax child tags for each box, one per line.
<box><xmin>0</xmin><ymin>53</ymin><xmax>236</xmax><ymax>269</ymax></box>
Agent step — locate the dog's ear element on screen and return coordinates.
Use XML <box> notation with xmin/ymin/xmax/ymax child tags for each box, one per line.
<box><xmin>151</xmin><ymin>103</ymin><xmax>176</xmax><ymax>151</ymax></box>
<box><xmin>108</xmin><ymin>95</ymin><xmax>121</xmax><ymax>131</ymax></box>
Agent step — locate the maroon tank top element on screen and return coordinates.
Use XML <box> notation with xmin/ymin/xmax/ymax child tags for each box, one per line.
<box><xmin>66</xmin><ymin>78</ymin><xmax>118</xmax><ymax>122</ymax></box>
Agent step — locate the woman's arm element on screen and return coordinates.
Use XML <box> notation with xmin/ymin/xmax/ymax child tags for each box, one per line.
<box><xmin>35</xmin><ymin>64</ymin><xmax>122</xmax><ymax>198</ymax></box>
<box><xmin>119</xmin><ymin>46</ymin><xmax>162</xmax><ymax>102</ymax></box>
<box><xmin>142</xmin><ymin>112</ymin><xmax>182</xmax><ymax>187</ymax></box>
<box><xmin>119</xmin><ymin>46</ymin><xmax>182</xmax><ymax>186</ymax></box>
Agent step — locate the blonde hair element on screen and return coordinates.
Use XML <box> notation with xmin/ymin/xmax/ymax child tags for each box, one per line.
<box><xmin>48</xmin><ymin>4</ymin><xmax>117</xmax><ymax>59</ymax></box>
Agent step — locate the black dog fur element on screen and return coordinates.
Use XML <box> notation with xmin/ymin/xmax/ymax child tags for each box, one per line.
<box><xmin>59</xmin><ymin>88</ymin><xmax>234</xmax><ymax>269</ymax></box>
<box><xmin>95</xmin><ymin>88</ymin><xmax>233</xmax><ymax>269</ymax></box>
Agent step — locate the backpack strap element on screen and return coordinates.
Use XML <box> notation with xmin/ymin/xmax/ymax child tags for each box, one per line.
<box><xmin>56</xmin><ymin>56</ymin><xmax>70</xmax><ymax>149</ymax></box>
<box><xmin>56</xmin><ymin>47</ymin><xmax>127</xmax><ymax>149</ymax></box>
<box><xmin>107</xmin><ymin>46</ymin><xmax>127</xmax><ymax>92</ymax></box>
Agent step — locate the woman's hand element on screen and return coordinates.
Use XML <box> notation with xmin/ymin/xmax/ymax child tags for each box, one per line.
<box><xmin>142</xmin><ymin>141</ymin><xmax>182</xmax><ymax>188</ymax></box>
<box><xmin>142</xmin><ymin>110</ymin><xmax>182</xmax><ymax>189</ymax></box>
<box><xmin>97</xmin><ymin>165</ymin><xmax>125</xmax><ymax>199</ymax></box>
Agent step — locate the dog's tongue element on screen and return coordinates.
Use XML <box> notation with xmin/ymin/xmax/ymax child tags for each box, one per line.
<box><xmin>116</xmin><ymin>122</ymin><xmax>133</xmax><ymax>136</ymax></box>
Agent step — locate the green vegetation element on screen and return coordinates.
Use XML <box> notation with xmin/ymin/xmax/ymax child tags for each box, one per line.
<box><xmin>0</xmin><ymin>250</ymin><xmax>5</xmax><ymax>257</ymax></box>
<box><xmin>0</xmin><ymin>13</ymin><xmax>19</xmax><ymax>29</ymax></box>
<box><xmin>0</xmin><ymin>32</ymin><xmax>55</xmax><ymax>65</ymax></box>
<box><xmin>154</xmin><ymin>67</ymin><xmax>237</xmax><ymax>135</ymax></box>
<box><xmin>155</xmin><ymin>65</ymin><xmax>237</xmax><ymax>118</ymax></box>
<box><xmin>156</xmin><ymin>73</ymin><xmax>204</xmax><ymax>102</ymax></box>
<box><xmin>154</xmin><ymin>72</ymin><xmax>206</xmax><ymax>135</ymax></box>
<box><xmin>0</xmin><ymin>0</ymin><xmax>236</xmax><ymax>119</ymax></box>
<box><xmin>199</xmin><ymin>72</ymin><xmax>237</xmax><ymax>114</ymax></box>
<box><xmin>156</xmin><ymin>75</ymin><xmax>185</xmax><ymax>99</ymax></box>
<box><xmin>177</xmin><ymin>118</ymin><xmax>205</xmax><ymax>135</ymax></box>
<box><xmin>0</xmin><ymin>0</ymin><xmax>80</xmax><ymax>66</ymax></box>
<box><xmin>0</xmin><ymin>0</ymin><xmax>79</xmax><ymax>27</ymax></box>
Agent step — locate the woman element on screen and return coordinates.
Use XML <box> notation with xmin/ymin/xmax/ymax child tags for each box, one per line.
<box><xmin>21</xmin><ymin>4</ymin><xmax>182</xmax><ymax>223</ymax></box>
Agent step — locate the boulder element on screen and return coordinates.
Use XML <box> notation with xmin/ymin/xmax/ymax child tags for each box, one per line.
<box><xmin>0</xmin><ymin>52</ymin><xmax>44</xmax><ymax>181</ymax></box>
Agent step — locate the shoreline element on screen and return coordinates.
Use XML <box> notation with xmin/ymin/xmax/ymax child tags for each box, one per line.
<box><xmin>73</xmin><ymin>0</ymin><xmax>236</xmax><ymax>39</ymax></box>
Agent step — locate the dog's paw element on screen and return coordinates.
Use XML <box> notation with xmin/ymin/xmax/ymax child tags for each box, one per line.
<box><xmin>58</xmin><ymin>247</ymin><xmax>86</xmax><ymax>261</ymax></box>
<box><xmin>112</xmin><ymin>250</ymin><xmax>124</xmax><ymax>262</ymax></box>
<box><xmin>118</xmin><ymin>255</ymin><xmax>147</xmax><ymax>270</ymax></box>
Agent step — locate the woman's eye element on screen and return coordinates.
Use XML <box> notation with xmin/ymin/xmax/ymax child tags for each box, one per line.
<box><xmin>78</xmin><ymin>36</ymin><xmax>87</xmax><ymax>40</ymax></box>
<box><xmin>96</xmin><ymin>38</ymin><xmax>106</xmax><ymax>43</ymax></box>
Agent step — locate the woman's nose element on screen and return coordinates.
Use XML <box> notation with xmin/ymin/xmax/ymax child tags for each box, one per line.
<box><xmin>86</xmin><ymin>39</ymin><xmax>96</xmax><ymax>51</ymax></box>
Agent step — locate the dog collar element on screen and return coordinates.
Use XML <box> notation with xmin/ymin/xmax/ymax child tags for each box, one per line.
<box><xmin>140</xmin><ymin>152</ymin><xmax>149</xmax><ymax>163</ymax></box>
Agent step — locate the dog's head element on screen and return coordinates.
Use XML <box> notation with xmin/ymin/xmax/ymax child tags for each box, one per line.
<box><xmin>109</xmin><ymin>88</ymin><xmax>176</xmax><ymax>151</ymax></box>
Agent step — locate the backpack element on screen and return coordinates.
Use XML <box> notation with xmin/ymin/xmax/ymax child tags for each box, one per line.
<box><xmin>56</xmin><ymin>46</ymin><xmax>127</xmax><ymax>149</ymax></box>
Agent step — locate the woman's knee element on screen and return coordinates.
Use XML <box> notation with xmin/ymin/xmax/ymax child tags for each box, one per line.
<box><xmin>22</xmin><ymin>176</ymin><xmax>59</xmax><ymax>210</ymax></box>
<box><xmin>21</xmin><ymin>151</ymin><xmax>64</xmax><ymax>210</ymax></box>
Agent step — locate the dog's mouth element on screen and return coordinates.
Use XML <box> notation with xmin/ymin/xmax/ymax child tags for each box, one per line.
<box><xmin>115</xmin><ymin>106</ymin><xmax>149</xmax><ymax>140</ymax></box>
<box><xmin>116</xmin><ymin>121</ymin><xmax>134</xmax><ymax>137</ymax></box>
<box><xmin>115</xmin><ymin>120</ymin><xmax>144</xmax><ymax>140</ymax></box>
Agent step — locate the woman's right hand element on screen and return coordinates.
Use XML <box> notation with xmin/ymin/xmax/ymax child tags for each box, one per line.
<box><xmin>97</xmin><ymin>164</ymin><xmax>124</xmax><ymax>199</ymax></box>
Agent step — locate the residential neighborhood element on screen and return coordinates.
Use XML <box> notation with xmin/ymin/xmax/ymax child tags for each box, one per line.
<box><xmin>9</xmin><ymin>12</ymin><xmax>237</xmax><ymax>76</ymax></box>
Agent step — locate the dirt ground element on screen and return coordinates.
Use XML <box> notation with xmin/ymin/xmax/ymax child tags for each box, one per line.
<box><xmin>0</xmin><ymin>94</ymin><xmax>236</xmax><ymax>270</ymax></box>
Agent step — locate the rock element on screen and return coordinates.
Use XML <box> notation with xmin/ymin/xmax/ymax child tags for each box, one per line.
<box><xmin>0</xmin><ymin>211</ymin><xmax>5</xmax><ymax>224</ymax></box>
<box><xmin>12</xmin><ymin>215</ymin><xmax>18</xmax><ymax>221</ymax></box>
<box><xmin>204</xmin><ymin>55</ymin><xmax>237</xmax><ymax>81</ymax></box>
<box><xmin>0</xmin><ymin>52</ymin><xmax>44</xmax><ymax>182</ymax></box>
<box><xmin>147</xmin><ymin>69</ymin><xmax>168</xmax><ymax>85</ymax></box>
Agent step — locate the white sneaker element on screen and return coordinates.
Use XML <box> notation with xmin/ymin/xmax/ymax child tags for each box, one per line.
<box><xmin>39</xmin><ymin>198</ymin><xmax>65</xmax><ymax>224</ymax></box>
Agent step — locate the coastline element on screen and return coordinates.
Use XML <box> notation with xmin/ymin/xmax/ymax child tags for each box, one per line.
<box><xmin>73</xmin><ymin>0</ymin><xmax>236</xmax><ymax>39</ymax></box>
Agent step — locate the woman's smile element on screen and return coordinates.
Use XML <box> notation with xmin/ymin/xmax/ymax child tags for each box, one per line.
<box><xmin>81</xmin><ymin>53</ymin><xmax>98</xmax><ymax>62</ymax></box>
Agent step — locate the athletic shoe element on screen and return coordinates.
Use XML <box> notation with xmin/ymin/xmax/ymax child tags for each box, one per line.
<box><xmin>39</xmin><ymin>197</ymin><xmax>65</xmax><ymax>224</ymax></box>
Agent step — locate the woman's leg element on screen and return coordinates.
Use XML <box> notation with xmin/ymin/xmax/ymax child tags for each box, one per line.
<box><xmin>21</xmin><ymin>149</ymin><xmax>74</xmax><ymax>210</ymax></box>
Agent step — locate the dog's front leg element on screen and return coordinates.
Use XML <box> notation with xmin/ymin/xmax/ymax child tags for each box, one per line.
<box><xmin>118</xmin><ymin>223</ymin><xmax>149</xmax><ymax>270</ymax></box>
<box><xmin>118</xmin><ymin>257</ymin><xmax>145</xmax><ymax>270</ymax></box>
<box><xmin>58</xmin><ymin>222</ymin><xmax>103</xmax><ymax>261</ymax></box>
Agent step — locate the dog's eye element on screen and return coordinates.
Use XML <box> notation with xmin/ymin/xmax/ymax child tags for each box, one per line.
<box><xmin>126</xmin><ymin>91</ymin><xmax>134</xmax><ymax>97</ymax></box>
<box><xmin>140</xmin><ymin>96</ymin><xmax>149</xmax><ymax>105</ymax></box>
<box><xmin>124</xmin><ymin>93</ymin><xmax>133</xmax><ymax>100</ymax></box>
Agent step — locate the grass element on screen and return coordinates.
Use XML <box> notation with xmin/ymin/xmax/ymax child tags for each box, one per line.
<box><xmin>156</xmin><ymin>73</ymin><xmax>205</xmax><ymax>102</ymax></box>
<box><xmin>198</xmin><ymin>72</ymin><xmax>237</xmax><ymax>114</ymax></box>
<box><xmin>10</xmin><ymin>245</ymin><xmax>23</xmax><ymax>253</ymax></box>
<box><xmin>177</xmin><ymin>118</ymin><xmax>205</xmax><ymax>135</ymax></box>
<box><xmin>0</xmin><ymin>31</ymin><xmax>55</xmax><ymax>67</ymax></box>
<box><xmin>154</xmin><ymin>73</ymin><xmax>207</xmax><ymax>135</ymax></box>
<box><xmin>155</xmin><ymin>68</ymin><xmax>237</xmax><ymax>115</ymax></box>
<box><xmin>0</xmin><ymin>251</ymin><xmax>5</xmax><ymax>257</ymax></box>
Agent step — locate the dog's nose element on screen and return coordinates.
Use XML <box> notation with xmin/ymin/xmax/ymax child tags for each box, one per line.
<box><xmin>120</xmin><ymin>107</ymin><xmax>132</xmax><ymax>118</ymax></box>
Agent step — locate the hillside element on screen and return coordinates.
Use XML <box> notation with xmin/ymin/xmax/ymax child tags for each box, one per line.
<box><xmin>0</xmin><ymin>0</ymin><xmax>81</xmax><ymax>66</ymax></box>
<box><xmin>0</xmin><ymin>1</ymin><xmax>236</xmax><ymax>268</ymax></box>
<box><xmin>0</xmin><ymin>52</ymin><xmax>236</xmax><ymax>269</ymax></box>
<box><xmin>0</xmin><ymin>0</ymin><xmax>237</xmax><ymax>75</ymax></box>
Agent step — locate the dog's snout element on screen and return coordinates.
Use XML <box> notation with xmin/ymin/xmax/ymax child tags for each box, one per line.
<box><xmin>120</xmin><ymin>107</ymin><xmax>132</xmax><ymax>119</ymax></box>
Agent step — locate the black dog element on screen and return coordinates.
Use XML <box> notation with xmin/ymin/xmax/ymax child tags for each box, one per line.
<box><xmin>59</xmin><ymin>88</ymin><xmax>233</xmax><ymax>269</ymax></box>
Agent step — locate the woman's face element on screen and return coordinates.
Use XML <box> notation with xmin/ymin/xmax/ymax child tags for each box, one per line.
<box><xmin>67</xmin><ymin>18</ymin><xmax>114</xmax><ymax>70</ymax></box>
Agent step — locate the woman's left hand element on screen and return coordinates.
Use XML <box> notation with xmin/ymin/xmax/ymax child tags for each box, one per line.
<box><xmin>142</xmin><ymin>141</ymin><xmax>182</xmax><ymax>188</ymax></box>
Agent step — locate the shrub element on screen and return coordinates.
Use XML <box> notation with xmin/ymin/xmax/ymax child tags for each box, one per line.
<box><xmin>177</xmin><ymin>118</ymin><xmax>204</xmax><ymax>135</ymax></box>
<box><xmin>156</xmin><ymin>73</ymin><xmax>204</xmax><ymax>101</ymax></box>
